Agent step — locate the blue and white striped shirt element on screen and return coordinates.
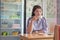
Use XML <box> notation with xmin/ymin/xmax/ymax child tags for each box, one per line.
<box><xmin>27</xmin><ymin>16</ymin><xmax>48</xmax><ymax>33</ymax></box>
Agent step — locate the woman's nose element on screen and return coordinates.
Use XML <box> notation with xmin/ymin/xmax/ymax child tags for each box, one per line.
<box><xmin>38</xmin><ymin>12</ymin><xmax>41</xmax><ymax>15</ymax></box>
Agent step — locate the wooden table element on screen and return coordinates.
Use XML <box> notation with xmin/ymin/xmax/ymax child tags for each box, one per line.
<box><xmin>20</xmin><ymin>34</ymin><xmax>54</xmax><ymax>40</ymax></box>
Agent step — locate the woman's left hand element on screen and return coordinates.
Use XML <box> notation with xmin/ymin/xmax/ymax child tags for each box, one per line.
<box><xmin>38</xmin><ymin>30</ymin><xmax>44</xmax><ymax>33</ymax></box>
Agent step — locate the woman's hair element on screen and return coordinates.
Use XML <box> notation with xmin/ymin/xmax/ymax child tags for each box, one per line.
<box><xmin>31</xmin><ymin>5</ymin><xmax>42</xmax><ymax>17</ymax></box>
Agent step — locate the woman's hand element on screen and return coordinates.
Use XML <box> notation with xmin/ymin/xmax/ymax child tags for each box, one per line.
<box><xmin>30</xmin><ymin>16</ymin><xmax>39</xmax><ymax>22</ymax></box>
<box><xmin>38</xmin><ymin>30</ymin><xmax>44</xmax><ymax>33</ymax></box>
<box><xmin>26</xmin><ymin>16</ymin><xmax>39</xmax><ymax>34</ymax></box>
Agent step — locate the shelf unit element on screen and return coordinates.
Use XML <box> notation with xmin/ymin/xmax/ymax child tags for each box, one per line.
<box><xmin>1</xmin><ymin>0</ymin><xmax>24</xmax><ymax>39</ymax></box>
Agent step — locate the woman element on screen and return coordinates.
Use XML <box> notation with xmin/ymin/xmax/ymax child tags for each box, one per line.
<box><xmin>26</xmin><ymin>5</ymin><xmax>47</xmax><ymax>34</ymax></box>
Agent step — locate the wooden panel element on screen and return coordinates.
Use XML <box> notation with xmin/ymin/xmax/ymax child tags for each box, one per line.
<box><xmin>54</xmin><ymin>25</ymin><xmax>60</xmax><ymax>40</ymax></box>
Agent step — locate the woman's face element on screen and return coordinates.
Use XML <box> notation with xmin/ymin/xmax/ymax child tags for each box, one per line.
<box><xmin>34</xmin><ymin>8</ymin><xmax>42</xmax><ymax>17</ymax></box>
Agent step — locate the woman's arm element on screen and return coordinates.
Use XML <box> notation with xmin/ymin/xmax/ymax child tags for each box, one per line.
<box><xmin>27</xmin><ymin>20</ymin><xmax>33</xmax><ymax>33</ymax></box>
<box><xmin>27</xmin><ymin>16</ymin><xmax>39</xmax><ymax>34</ymax></box>
<box><xmin>42</xmin><ymin>17</ymin><xmax>48</xmax><ymax>33</ymax></box>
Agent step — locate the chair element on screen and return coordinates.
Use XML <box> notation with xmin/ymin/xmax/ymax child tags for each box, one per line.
<box><xmin>54</xmin><ymin>25</ymin><xmax>60</xmax><ymax>40</ymax></box>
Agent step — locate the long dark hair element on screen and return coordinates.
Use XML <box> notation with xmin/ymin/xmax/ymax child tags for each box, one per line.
<box><xmin>32</xmin><ymin>5</ymin><xmax>42</xmax><ymax>17</ymax></box>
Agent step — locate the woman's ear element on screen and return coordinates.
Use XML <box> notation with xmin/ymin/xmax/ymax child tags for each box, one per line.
<box><xmin>34</xmin><ymin>12</ymin><xmax>35</xmax><ymax>14</ymax></box>
<box><xmin>41</xmin><ymin>13</ymin><xmax>43</xmax><ymax>15</ymax></box>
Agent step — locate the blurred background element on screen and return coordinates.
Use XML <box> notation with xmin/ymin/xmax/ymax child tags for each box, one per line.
<box><xmin>0</xmin><ymin>0</ymin><xmax>60</xmax><ymax>40</ymax></box>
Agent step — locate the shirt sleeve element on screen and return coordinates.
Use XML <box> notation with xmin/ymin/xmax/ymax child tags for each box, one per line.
<box><xmin>26</xmin><ymin>17</ymin><xmax>32</xmax><ymax>33</ymax></box>
<box><xmin>26</xmin><ymin>18</ymin><xmax>31</xmax><ymax>27</ymax></box>
<box><xmin>42</xmin><ymin>17</ymin><xmax>48</xmax><ymax>34</ymax></box>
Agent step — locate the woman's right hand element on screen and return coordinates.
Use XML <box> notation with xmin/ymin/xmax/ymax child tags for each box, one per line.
<box><xmin>26</xmin><ymin>16</ymin><xmax>38</xmax><ymax>33</ymax></box>
<box><xmin>31</xmin><ymin>16</ymin><xmax>38</xmax><ymax>22</ymax></box>
<box><xmin>27</xmin><ymin>16</ymin><xmax>39</xmax><ymax>34</ymax></box>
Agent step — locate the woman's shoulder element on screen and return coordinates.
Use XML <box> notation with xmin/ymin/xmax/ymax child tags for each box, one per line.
<box><xmin>42</xmin><ymin>16</ymin><xmax>46</xmax><ymax>19</ymax></box>
<box><xmin>27</xmin><ymin>17</ymin><xmax>32</xmax><ymax>21</ymax></box>
<box><xmin>41</xmin><ymin>16</ymin><xmax>46</xmax><ymax>21</ymax></box>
